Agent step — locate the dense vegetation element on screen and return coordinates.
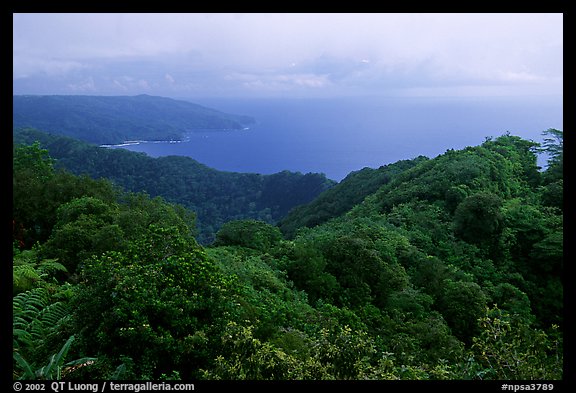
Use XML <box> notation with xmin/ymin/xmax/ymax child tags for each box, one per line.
<box><xmin>278</xmin><ymin>156</ymin><xmax>429</xmax><ymax>238</ymax></box>
<box><xmin>13</xmin><ymin>129</ymin><xmax>563</xmax><ymax>381</ymax></box>
<box><xmin>13</xmin><ymin>128</ymin><xmax>335</xmax><ymax>244</ymax></box>
<box><xmin>13</xmin><ymin>95</ymin><xmax>255</xmax><ymax>144</ymax></box>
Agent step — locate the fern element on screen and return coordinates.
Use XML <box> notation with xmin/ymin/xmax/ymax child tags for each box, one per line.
<box><xmin>13</xmin><ymin>288</ymin><xmax>50</xmax><ymax>356</ymax></box>
<box><xmin>13</xmin><ymin>264</ymin><xmax>41</xmax><ymax>293</ymax></box>
<box><xmin>32</xmin><ymin>302</ymin><xmax>72</xmax><ymax>345</ymax></box>
<box><xmin>13</xmin><ymin>288</ymin><xmax>70</xmax><ymax>330</ymax></box>
<box><xmin>38</xmin><ymin>302</ymin><xmax>70</xmax><ymax>329</ymax></box>
<box><xmin>14</xmin><ymin>289</ymin><xmax>71</xmax><ymax>348</ymax></box>
<box><xmin>13</xmin><ymin>288</ymin><xmax>50</xmax><ymax>326</ymax></box>
<box><xmin>13</xmin><ymin>287</ymin><xmax>72</xmax><ymax>375</ymax></box>
<box><xmin>37</xmin><ymin>258</ymin><xmax>67</xmax><ymax>277</ymax></box>
<box><xmin>13</xmin><ymin>249</ymin><xmax>67</xmax><ymax>294</ymax></box>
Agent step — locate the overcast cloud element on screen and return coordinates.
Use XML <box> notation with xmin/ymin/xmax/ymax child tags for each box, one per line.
<box><xmin>13</xmin><ymin>13</ymin><xmax>563</xmax><ymax>98</ymax></box>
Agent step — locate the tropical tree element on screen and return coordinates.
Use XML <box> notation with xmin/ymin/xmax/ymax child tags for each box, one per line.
<box><xmin>453</xmin><ymin>192</ymin><xmax>503</xmax><ymax>246</ymax></box>
<box><xmin>467</xmin><ymin>306</ymin><xmax>562</xmax><ymax>379</ymax></box>
<box><xmin>71</xmin><ymin>225</ymin><xmax>234</xmax><ymax>379</ymax></box>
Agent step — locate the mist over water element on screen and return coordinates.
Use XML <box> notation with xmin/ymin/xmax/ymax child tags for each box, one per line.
<box><xmin>113</xmin><ymin>95</ymin><xmax>563</xmax><ymax>181</ymax></box>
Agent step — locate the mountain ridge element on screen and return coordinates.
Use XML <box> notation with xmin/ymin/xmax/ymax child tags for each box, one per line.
<box><xmin>13</xmin><ymin>127</ymin><xmax>335</xmax><ymax>244</ymax></box>
<box><xmin>13</xmin><ymin>94</ymin><xmax>255</xmax><ymax>145</ymax></box>
<box><xmin>12</xmin><ymin>127</ymin><xmax>563</xmax><ymax>380</ymax></box>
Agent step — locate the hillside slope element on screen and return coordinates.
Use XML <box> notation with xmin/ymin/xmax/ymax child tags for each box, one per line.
<box><xmin>13</xmin><ymin>94</ymin><xmax>255</xmax><ymax>144</ymax></box>
<box><xmin>281</xmin><ymin>133</ymin><xmax>563</xmax><ymax>328</ymax></box>
<box><xmin>13</xmin><ymin>128</ymin><xmax>335</xmax><ymax>243</ymax></box>
<box><xmin>278</xmin><ymin>156</ymin><xmax>428</xmax><ymax>238</ymax></box>
<box><xmin>13</xmin><ymin>131</ymin><xmax>563</xmax><ymax>380</ymax></box>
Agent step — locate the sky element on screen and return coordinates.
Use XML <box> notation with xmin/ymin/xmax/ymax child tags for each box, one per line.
<box><xmin>13</xmin><ymin>13</ymin><xmax>563</xmax><ymax>98</ymax></box>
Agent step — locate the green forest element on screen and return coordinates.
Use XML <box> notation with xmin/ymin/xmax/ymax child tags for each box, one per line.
<box><xmin>12</xmin><ymin>129</ymin><xmax>563</xmax><ymax>381</ymax></box>
<box><xmin>13</xmin><ymin>128</ymin><xmax>335</xmax><ymax>244</ymax></box>
<box><xmin>13</xmin><ymin>95</ymin><xmax>255</xmax><ymax>144</ymax></box>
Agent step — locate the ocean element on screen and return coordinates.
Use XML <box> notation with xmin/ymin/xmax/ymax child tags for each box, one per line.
<box><xmin>110</xmin><ymin>95</ymin><xmax>563</xmax><ymax>182</ymax></box>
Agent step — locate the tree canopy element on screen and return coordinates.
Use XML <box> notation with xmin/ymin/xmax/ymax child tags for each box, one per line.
<box><xmin>13</xmin><ymin>130</ymin><xmax>563</xmax><ymax>381</ymax></box>
<box><xmin>14</xmin><ymin>128</ymin><xmax>335</xmax><ymax>243</ymax></box>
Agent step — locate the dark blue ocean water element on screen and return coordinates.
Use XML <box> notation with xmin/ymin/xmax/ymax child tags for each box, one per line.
<box><xmin>111</xmin><ymin>95</ymin><xmax>563</xmax><ymax>182</ymax></box>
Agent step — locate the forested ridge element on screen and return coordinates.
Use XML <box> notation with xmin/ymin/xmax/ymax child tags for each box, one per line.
<box><xmin>13</xmin><ymin>95</ymin><xmax>255</xmax><ymax>144</ymax></box>
<box><xmin>13</xmin><ymin>128</ymin><xmax>335</xmax><ymax>244</ymax></box>
<box><xmin>12</xmin><ymin>129</ymin><xmax>563</xmax><ymax>381</ymax></box>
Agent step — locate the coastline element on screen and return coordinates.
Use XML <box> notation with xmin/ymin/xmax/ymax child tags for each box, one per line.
<box><xmin>99</xmin><ymin>127</ymin><xmax>251</xmax><ymax>148</ymax></box>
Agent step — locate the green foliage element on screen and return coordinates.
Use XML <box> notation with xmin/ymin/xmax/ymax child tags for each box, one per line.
<box><xmin>386</xmin><ymin>288</ymin><xmax>434</xmax><ymax>320</ymax></box>
<box><xmin>14</xmin><ymin>335</ymin><xmax>97</xmax><ymax>380</ymax></box>
<box><xmin>208</xmin><ymin>245</ymin><xmax>316</xmax><ymax>342</ymax></box>
<box><xmin>444</xmin><ymin>184</ymin><xmax>470</xmax><ymax>214</ymax></box>
<box><xmin>71</xmin><ymin>225</ymin><xmax>234</xmax><ymax>379</ymax></box>
<box><xmin>283</xmin><ymin>218</ymin><xmax>410</xmax><ymax>309</ymax></box>
<box><xmin>116</xmin><ymin>192</ymin><xmax>198</xmax><ymax>240</ymax></box>
<box><xmin>539</xmin><ymin>129</ymin><xmax>563</xmax><ymax>211</ymax></box>
<box><xmin>322</xmin><ymin>234</ymin><xmax>409</xmax><ymax>308</ymax></box>
<box><xmin>13</xmin><ymin>142</ymin><xmax>55</xmax><ymax>246</ymax></box>
<box><xmin>453</xmin><ymin>192</ymin><xmax>504</xmax><ymax>245</ymax></box>
<box><xmin>214</xmin><ymin>220</ymin><xmax>283</xmax><ymax>251</ymax></box>
<box><xmin>501</xmin><ymin>198</ymin><xmax>548</xmax><ymax>264</ymax></box>
<box><xmin>41</xmin><ymin>197</ymin><xmax>124</xmax><ymax>273</ymax></box>
<box><xmin>12</xmin><ymin>130</ymin><xmax>562</xmax><ymax>380</ymax></box>
<box><xmin>279</xmin><ymin>157</ymin><xmax>426</xmax><ymax>238</ymax></box>
<box><xmin>204</xmin><ymin>320</ymin><xmax>462</xmax><ymax>380</ymax></box>
<box><xmin>467</xmin><ymin>306</ymin><xmax>562</xmax><ymax>379</ymax></box>
<box><xmin>540</xmin><ymin>128</ymin><xmax>563</xmax><ymax>173</ymax></box>
<box><xmin>202</xmin><ymin>322</ymin><xmax>308</xmax><ymax>380</ymax></box>
<box><xmin>13</xmin><ymin>128</ymin><xmax>335</xmax><ymax>243</ymax></box>
<box><xmin>37</xmin><ymin>191</ymin><xmax>198</xmax><ymax>275</ymax></box>
<box><xmin>12</xmin><ymin>286</ymin><xmax>86</xmax><ymax>380</ymax></box>
<box><xmin>280</xmin><ymin>242</ymin><xmax>340</xmax><ymax>305</ymax></box>
<box><xmin>260</xmin><ymin>170</ymin><xmax>337</xmax><ymax>220</ymax></box>
<box><xmin>13</xmin><ymin>140</ymin><xmax>119</xmax><ymax>247</ymax></box>
<box><xmin>387</xmin><ymin>201</ymin><xmax>453</xmax><ymax>258</ymax></box>
<box><xmin>487</xmin><ymin>283</ymin><xmax>533</xmax><ymax>323</ymax></box>
<box><xmin>436</xmin><ymin>280</ymin><xmax>488</xmax><ymax>343</ymax></box>
<box><xmin>540</xmin><ymin>179</ymin><xmax>563</xmax><ymax>209</ymax></box>
<box><xmin>13</xmin><ymin>288</ymin><xmax>52</xmax><ymax>349</ymax></box>
<box><xmin>13</xmin><ymin>288</ymin><xmax>69</xmax><ymax>352</ymax></box>
<box><xmin>358</xmin><ymin>134</ymin><xmax>541</xmax><ymax>220</ymax></box>
<box><xmin>13</xmin><ymin>248</ymin><xmax>67</xmax><ymax>295</ymax></box>
<box><xmin>13</xmin><ymin>141</ymin><xmax>55</xmax><ymax>178</ymax></box>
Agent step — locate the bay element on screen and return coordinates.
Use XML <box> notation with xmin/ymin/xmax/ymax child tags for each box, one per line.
<box><xmin>110</xmin><ymin>95</ymin><xmax>563</xmax><ymax>182</ymax></box>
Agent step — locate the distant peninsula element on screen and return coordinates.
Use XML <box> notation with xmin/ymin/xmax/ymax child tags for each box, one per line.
<box><xmin>12</xmin><ymin>94</ymin><xmax>255</xmax><ymax>145</ymax></box>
